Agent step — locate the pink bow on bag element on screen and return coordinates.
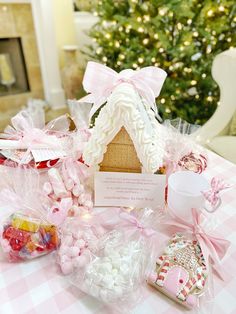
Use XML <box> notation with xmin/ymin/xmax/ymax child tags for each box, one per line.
<box><xmin>163</xmin><ymin>208</ymin><xmax>230</xmax><ymax>280</ymax></box>
<box><xmin>1</xmin><ymin>110</ymin><xmax>69</xmax><ymax>150</ymax></box>
<box><xmin>79</xmin><ymin>61</ymin><xmax>167</xmax><ymax>119</ymax></box>
<box><xmin>202</xmin><ymin>177</ymin><xmax>231</xmax><ymax>207</ymax></box>
<box><xmin>120</xmin><ymin>211</ymin><xmax>156</xmax><ymax>238</ymax></box>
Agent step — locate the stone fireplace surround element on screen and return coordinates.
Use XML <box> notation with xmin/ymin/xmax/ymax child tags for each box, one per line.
<box><xmin>0</xmin><ymin>0</ymin><xmax>66</xmax><ymax>114</ymax></box>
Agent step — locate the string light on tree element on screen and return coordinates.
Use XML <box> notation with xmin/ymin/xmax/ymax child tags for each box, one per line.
<box><xmin>105</xmin><ymin>33</ymin><xmax>111</xmax><ymax>39</ymax></box>
<box><xmin>143</xmin><ymin>15</ymin><xmax>150</xmax><ymax>22</ymax></box>
<box><xmin>143</xmin><ymin>38</ymin><xmax>149</xmax><ymax>45</ymax></box>
<box><xmin>138</xmin><ymin>57</ymin><xmax>144</xmax><ymax>64</ymax></box>
<box><xmin>207</xmin><ymin>9</ymin><xmax>214</xmax><ymax>17</ymax></box>
<box><xmin>138</xmin><ymin>27</ymin><xmax>144</xmax><ymax>33</ymax></box>
<box><xmin>177</xmin><ymin>23</ymin><xmax>183</xmax><ymax>30</ymax></box>
<box><xmin>115</xmin><ymin>41</ymin><xmax>120</xmax><ymax>48</ymax></box>
<box><xmin>219</xmin><ymin>5</ymin><xmax>225</xmax><ymax>12</ymax></box>
<box><xmin>160</xmin><ymin>98</ymin><xmax>166</xmax><ymax>104</ymax></box>
<box><xmin>207</xmin><ymin>96</ymin><xmax>213</xmax><ymax>102</ymax></box>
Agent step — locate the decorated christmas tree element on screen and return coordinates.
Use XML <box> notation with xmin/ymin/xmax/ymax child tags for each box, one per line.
<box><xmin>88</xmin><ymin>0</ymin><xmax>236</xmax><ymax>124</ymax></box>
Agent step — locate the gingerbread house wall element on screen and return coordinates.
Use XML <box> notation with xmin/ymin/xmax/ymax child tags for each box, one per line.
<box><xmin>99</xmin><ymin>127</ymin><xmax>142</xmax><ymax>173</ymax></box>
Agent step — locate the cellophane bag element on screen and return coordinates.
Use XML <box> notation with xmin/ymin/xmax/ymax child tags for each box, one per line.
<box><xmin>163</xmin><ymin>118</ymin><xmax>208</xmax><ymax>175</ymax></box>
<box><xmin>0</xmin><ymin>167</ymin><xmax>59</xmax><ymax>262</ymax></box>
<box><xmin>0</xmin><ymin>109</ymin><xmax>73</xmax><ymax>176</ymax></box>
<box><xmin>70</xmin><ymin>208</ymin><xmax>159</xmax><ymax>312</ymax></box>
<box><xmin>147</xmin><ymin>208</ymin><xmax>230</xmax><ymax>314</ymax></box>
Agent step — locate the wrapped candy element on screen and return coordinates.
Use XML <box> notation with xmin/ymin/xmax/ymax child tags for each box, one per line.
<box><xmin>147</xmin><ymin>208</ymin><xmax>230</xmax><ymax>311</ymax></box>
<box><xmin>70</xmin><ymin>208</ymin><xmax>159</xmax><ymax>312</ymax></box>
<box><xmin>0</xmin><ymin>168</ymin><xmax>60</xmax><ymax>262</ymax></box>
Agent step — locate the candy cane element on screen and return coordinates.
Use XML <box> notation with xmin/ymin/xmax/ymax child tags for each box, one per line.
<box><xmin>177</xmin><ymin>271</ymin><xmax>204</xmax><ymax>301</ymax></box>
<box><xmin>156</xmin><ymin>260</ymin><xmax>171</xmax><ymax>287</ymax></box>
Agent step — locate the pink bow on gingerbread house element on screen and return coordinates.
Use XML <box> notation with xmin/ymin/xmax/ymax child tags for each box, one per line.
<box><xmin>162</xmin><ymin>208</ymin><xmax>230</xmax><ymax>280</ymax></box>
<box><xmin>79</xmin><ymin>61</ymin><xmax>167</xmax><ymax>119</ymax></box>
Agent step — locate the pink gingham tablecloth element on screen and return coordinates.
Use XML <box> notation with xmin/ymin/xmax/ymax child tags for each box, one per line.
<box><xmin>0</xmin><ymin>151</ymin><xmax>236</xmax><ymax>314</ymax></box>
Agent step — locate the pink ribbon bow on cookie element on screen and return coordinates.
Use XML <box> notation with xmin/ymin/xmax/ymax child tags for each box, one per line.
<box><xmin>163</xmin><ymin>208</ymin><xmax>230</xmax><ymax>280</ymax></box>
<box><xmin>202</xmin><ymin>177</ymin><xmax>231</xmax><ymax>207</ymax></box>
<box><xmin>79</xmin><ymin>61</ymin><xmax>167</xmax><ymax>119</ymax></box>
<box><xmin>120</xmin><ymin>211</ymin><xmax>156</xmax><ymax>238</ymax></box>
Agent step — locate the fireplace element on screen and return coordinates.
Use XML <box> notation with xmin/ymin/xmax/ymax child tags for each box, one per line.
<box><xmin>0</xmin><ymin>2</ymin><xmax>66</xmax><ymax>112</ymax></box>
<box><xmin>0</xmin><ymin>37</ymin><xmax>29</xmax><ymax>97</ymax></box>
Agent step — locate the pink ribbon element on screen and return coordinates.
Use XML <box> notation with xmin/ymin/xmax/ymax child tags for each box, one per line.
<box><xmin>1</xmin><ymin>110</ymin><xmax>69</xmax><ymax>151</ymax></box>
<box><xmin>60</xmin><ymin>156</ymin><xmax>90</xmax><ymax>184</ymax></box>
<box><xmin>120</xmin><ymin>211</ymin><xmax>156</xmax><ymax>238</ymax></box>
<box><xmin>202</xmin><ymin>177</ymin><xmax>231</xmax><ymax>207</ymax></box>
<box><xmin>79</xmin><ymin>61</ymin><xmax>167</xmax><ymax>119</ymax></box>
<box><xmin>163</xmin><ymin>208</ymin><xmax>230</xmax><ymax>280</ymax></box>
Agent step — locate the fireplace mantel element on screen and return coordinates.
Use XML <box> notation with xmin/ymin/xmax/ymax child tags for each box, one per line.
<box><xmin>0</xmin><ymin>0</ymin><xmax>66</xmax><ymax>109</ymax></box>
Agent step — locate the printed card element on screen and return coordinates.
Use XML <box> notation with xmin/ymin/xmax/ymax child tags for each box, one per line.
<box><xmin>31</xmin><ymin>149</ymin><xmax>67</xmax><ymax>162</ymax></box>
<box><xmin>94</xmin><ymin>171</ymin><xmax>166</xmax><ymax>208</ymax></box>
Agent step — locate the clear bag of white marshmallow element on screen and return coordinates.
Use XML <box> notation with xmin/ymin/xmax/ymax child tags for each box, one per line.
<box><xmin>70</xmin><ymin>207</ymin><xmax>160</xmax><ymax>313</ymax></box>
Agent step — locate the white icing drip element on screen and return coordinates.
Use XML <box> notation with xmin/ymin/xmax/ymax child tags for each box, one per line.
<box><xmin>83</xmin><ymin>83</ymin><xmax>167</xmax><ymax>173</ymax></box>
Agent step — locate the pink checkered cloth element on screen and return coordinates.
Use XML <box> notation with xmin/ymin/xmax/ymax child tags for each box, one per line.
<box><xmin>0</xmin><ymin>151</ymin><xmax>236</xmax><ymax>314</ymax></box>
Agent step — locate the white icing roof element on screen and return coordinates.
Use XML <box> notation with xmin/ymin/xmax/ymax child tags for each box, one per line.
<box><xmin>83</xmin><ymin>83</ymin><xmax>167</xmax><ymax>173</ymax></box>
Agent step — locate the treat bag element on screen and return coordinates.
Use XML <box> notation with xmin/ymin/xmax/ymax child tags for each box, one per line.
<box><xmin>163</xmin><ymin>118</ymin><xmax>208</xmax><ymax>176</ymax></box>
<box><xmin>0</xmin><ymin>109</ymin><xmax>71</xmax><ymax>168</ymax></box>
<box><xmin>0</xmin><ymin>168</ymin><xmax>59</xmax><ymax>262</ymax></box>
<box><xmin>70</xmin><ymin>208</ymin><xmax>159</xmax><ymax>312</ymax></box>
<box><xmin>147</xmin><ymin>208</ymin><xmax>230</xmax><ymax>312</ymax></box>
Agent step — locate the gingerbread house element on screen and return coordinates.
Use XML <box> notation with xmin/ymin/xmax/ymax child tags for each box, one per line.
<box><xmin>82</xmin><ymin>82</ymin><xmax>167</xmax><ymax>173</ymax></box>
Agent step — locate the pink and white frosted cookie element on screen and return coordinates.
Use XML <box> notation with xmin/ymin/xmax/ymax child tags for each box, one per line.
<box><xmin>147</xmin><ymin>234</ymin><xmax>208</xmax><ymax>309</ymax></box>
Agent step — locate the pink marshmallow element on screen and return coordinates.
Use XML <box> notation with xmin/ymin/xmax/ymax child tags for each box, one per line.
<box><xmin>65</xmin><ymin>178</ymin><xmax>74</xmax><ymax>191</ymax></box>
<box><xmin>69</xmin><ymin>246</ymin><xmax>80</xmax><ymax>257</ymax></box>
<box><xmin>43</xmin><ymin>182</ymin><xmax>53</xmax><ymax>195</ymax></box>
<box><xmin>75</xmin><ymin>239</ymin><xmax>86</xmax><ymax>249</ymax></box>
<box><xmin>72</xmin><ymin>184</ymin><xmax>82</xmax><ymax>197</ymax></box>
<box><xmin>60</xmin><ymin>261</ymin><xmax>73</xmax><ymax>275</ymax></box>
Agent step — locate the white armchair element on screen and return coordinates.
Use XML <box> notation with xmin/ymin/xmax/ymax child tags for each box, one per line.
<box><xmin>194</xmin><ymin>48</ymin><xmax>236</xmax><ymax>163</ymax></box>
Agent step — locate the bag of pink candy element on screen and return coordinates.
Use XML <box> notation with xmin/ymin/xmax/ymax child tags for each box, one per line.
<box><xmin>147</xmin><ymin>208</ymin><xmax>230</xmax><ymax>313</ymax></box>
<box><xmin>69</xmin><ymin>208</ymin><xmax>160</xmax><ymax>313</ymax></box>
<box><xmin>0</xmin><ymin>168</ymin><xmax>60</xmax><ymax>262</ymax></box>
